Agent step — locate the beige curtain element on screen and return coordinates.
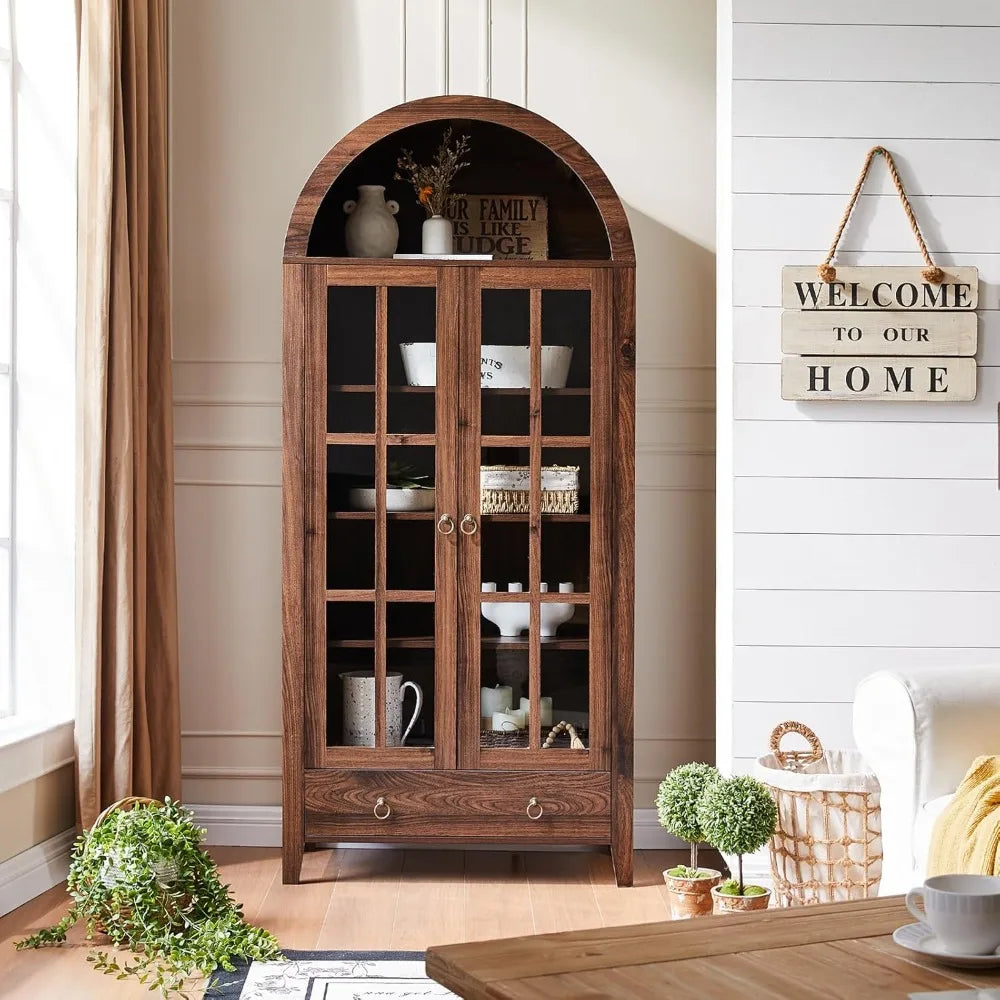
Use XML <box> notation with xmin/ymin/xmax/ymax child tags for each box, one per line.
<box><xmin>76</xmin><ymin>0</ymin><xmax>180</xmax><ymax>828</ymax></box>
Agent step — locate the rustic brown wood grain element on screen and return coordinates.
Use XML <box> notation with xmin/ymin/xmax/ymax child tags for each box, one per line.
<box><xmin>611</xmin><ymin>265</ymin><xmax>636</xmax><ymax>888</ymax></box>
<box><xmin>528</xmin><ymin>287</ymin><xmax>543</xmax><ymax>753</ymax></box>
<box><xmin>304</xmin><ymin>265</ymin><xmax>328</xmax><ymax>770</ymax></box>
<box><xmin>588</xmin><ymin>269</ymin><xmax>614</xmax><ymax>775</ymax></box>
<box><xmin>281</xmin><ymin>263</ymin><xmax>307</xmax><ymax>885</ymax></box>
<box><xmin>284</xmin><ymin>96</ymin><xmax>634</xmax><ymax>262</ymax></box>
<box><xmin>283</xmin><ymin>97</ymin><xmax>635</xmax><ymax>882</ymax></box>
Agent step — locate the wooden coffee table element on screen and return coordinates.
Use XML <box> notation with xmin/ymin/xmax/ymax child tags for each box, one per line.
<box><xmin>426</xmin><ymin>896</ymin><xmax>1000</xmax><ymax>998</ymax></box>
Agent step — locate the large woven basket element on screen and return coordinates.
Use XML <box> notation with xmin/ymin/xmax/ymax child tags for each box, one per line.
<box><xmin>480</xmin><ymin>465</ymin><xmax>579</xmax><ymax>515</ymax></box>
<box><xmin>754</xmin><ymin>722</ymin><xmax>882</xmax><ymax>906</ymax></box>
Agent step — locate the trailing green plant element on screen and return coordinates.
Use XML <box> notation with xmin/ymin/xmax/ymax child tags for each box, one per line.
<box><xmin>655</xmin><ymin>762</ymin><xmax>720</xmax><ymax>870</ymax></box>
<box><xmin>665</xmin><ymin>865</ymin><xmax>716</xmax><ymax>880</ymax></box>
<box><xmin>15</xmin><ymin>797</ymin><xmax>282</xmax><ymax>999</ymax></box>
<box><xmin>697</xmin><ymin>775</ymin><xmax>777</xmax><ymax>895</ymax></box>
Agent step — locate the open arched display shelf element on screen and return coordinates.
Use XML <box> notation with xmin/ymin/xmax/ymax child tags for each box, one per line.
<box><xmin>282</xmin><ymin>95</ymin><xmax>635</xmax><ymax>886</ymax></box>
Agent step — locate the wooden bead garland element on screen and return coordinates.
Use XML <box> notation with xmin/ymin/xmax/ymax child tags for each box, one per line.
<box><xmin>542</xmin><ymin>720</ymin><xmax>586</xmax><ymax>750</ymax></box>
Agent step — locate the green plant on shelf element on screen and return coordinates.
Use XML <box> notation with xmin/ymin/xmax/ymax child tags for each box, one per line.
<box><xmin>385</xmin><ymin>460</ymin><xmax>433</xmax><ymax>489</ymax></box>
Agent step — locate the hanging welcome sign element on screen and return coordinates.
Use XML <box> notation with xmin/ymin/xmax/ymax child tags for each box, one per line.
<box><xmin>781</xmin><ymin>147</ymin><xmax>978</xmax><ymax>402</ymax></box>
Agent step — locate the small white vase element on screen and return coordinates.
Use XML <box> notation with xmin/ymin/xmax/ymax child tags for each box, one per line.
<box><xmin>422</xmin><ymin>214</ymin><xmax>453</xmax><ymax>255</ymax></box>
<box><xmin>343</xmin><ymin>185</ymin><xmax>399</xmax><ymax>258</ymax></box>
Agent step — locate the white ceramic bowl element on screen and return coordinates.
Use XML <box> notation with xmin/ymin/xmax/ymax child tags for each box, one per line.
<box><xmin>348</xmin><ymin>487</ymin><xmax>436</xmax><ymax>511</ymax></box>
<box><xmin>400</xmin><ymin>343</ymin><xmax>573</xmax><ymax>388</ymax></box>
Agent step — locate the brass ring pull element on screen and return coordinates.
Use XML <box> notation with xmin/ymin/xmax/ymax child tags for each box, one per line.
<box><xmin>437</xmin><ymin>514</ymin><xmax>455</xmax><ymax>535</ymax></box>
<box><xmin>373</xmin><ymin>796</ymin><xmax>391</xmax><ymax>820</ymax></box>
<box><xmin>526</xmin><ymin>796</ymin><xmax>543</xmax><ymax>821</ymax></box>
<box><xmin>460</xmin><ymin>514</ymin><xmax>478</xmax><ymax>535</ymax></box>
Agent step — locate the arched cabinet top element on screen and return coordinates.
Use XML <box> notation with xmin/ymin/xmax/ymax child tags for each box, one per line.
<box><xmin>284</xmin><ymin>95</ymin><xmax>634</xmax><ymax>263</ymax></box>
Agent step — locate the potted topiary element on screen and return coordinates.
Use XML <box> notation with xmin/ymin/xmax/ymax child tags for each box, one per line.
<box><xmin>15</xmin><ymin>797</ymin><xmax>282</xmax><ymax>998</ymax></box>
<box><xmin>655</xmin><ymin>762</ymin><xmax>722</xmax><ymax>918</ymax></box>
<box><xmin>697</xmin><ymin>774</ymin><xmax>777</xmax><ymax>914</ymax></box>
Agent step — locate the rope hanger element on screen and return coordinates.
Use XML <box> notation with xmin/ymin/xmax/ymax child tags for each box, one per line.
<box><xmin>818</xmin><ymin>145</ymin><xmax>944</xmax><ymax>285</ymax></box>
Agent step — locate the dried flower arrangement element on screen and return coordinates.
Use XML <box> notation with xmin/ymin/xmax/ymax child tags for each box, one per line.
<box><xmin>395</xmin><ymin>127</ymin><xmax>471</xmax><ymax>217</ymax></box>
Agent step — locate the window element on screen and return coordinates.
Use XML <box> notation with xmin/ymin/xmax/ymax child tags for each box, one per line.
<box><xmin>0</xmin><ymin>0</ymin><xmax>76</xmax><ymax>735</ymax></box>
<box><xmin>0</xmin><ymin>0</ymin><xmax>15</xmax><ymax>718</ymax></box>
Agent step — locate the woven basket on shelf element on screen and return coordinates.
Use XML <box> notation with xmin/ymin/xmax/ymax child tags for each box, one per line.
<box><xmin>481</xmin><ymin>725</ymin><xmax>589</xmax><ymax>749</ymax></box>
<box><xmin>755</xmin><ymin>722</ymin><xmax>882</xmax><ymax>906</ymax></box>
<box><xmin>480</xmin><ymin>465</ymin><xmax>580</xmax><ymax>515</ymax></box>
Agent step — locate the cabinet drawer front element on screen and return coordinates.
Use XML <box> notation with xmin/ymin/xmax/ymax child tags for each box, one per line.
<box><xmin>304</xmin><ymin>769</ymin><xmax>610</xmax><ymax>819</ymax></box>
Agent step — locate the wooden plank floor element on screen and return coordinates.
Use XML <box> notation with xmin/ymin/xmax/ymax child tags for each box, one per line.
<box><xmin>0</xmin><ymin>847</ymin><xmax>692</xmax><ymax>999</ymax></box>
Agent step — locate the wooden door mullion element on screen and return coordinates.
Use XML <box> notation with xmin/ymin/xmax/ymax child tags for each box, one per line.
<box><xmin>374</xmin><ymin>285</ymin><xmax>388</xmax><ymax>749</ymax></box>
<box><xmin>588</xmin><ymin>270</ymin><xmax>613</xmax><ymax>772</ymax></box>
<box><xmin>528</xmin><ymin>288</ymin><xmax>542</xmax><ymax>751</ymax></box>
<box><xmin>458</xmin><ymin>267</ymin><xmax>484</xmax><ymax>769</ymax></box>
<box><xmin>435</xmin><ymin>267</ymin><xmax>460</xmax><ymax>770</ymax></box>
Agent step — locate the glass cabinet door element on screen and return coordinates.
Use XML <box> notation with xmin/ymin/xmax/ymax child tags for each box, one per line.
<box><xmin>459</xmin><ymin>267</ymin><xmax>612</xmax><ymax>771</ymax></box>
<box><xmin>318</xmin><ymin>265</ymin><xmax>457</xmax><ymax>770</ymax></box>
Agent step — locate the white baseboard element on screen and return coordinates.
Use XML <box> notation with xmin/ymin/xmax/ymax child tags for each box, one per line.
<box><xmin>192</xmin><ymin>804</ymin><xmax>282</xmax><ymax>847</ymax></box>
<box><xmin>190</xmin><ymin>804</ymin><xmax>685</xmax><ymax>851</ymax></box>
<box><xmin>633</xmin><ymin>809</ymin><xmax>685</xmax><ymax>850</ymax></box>
<box><xmin>0</xmin><ymin>827</ymin><xmax>76</xmax><ymax>917</ymax></box>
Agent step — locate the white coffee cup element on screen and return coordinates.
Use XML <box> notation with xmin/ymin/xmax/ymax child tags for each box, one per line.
<box><xmin>906</xmin><ymin>874</ymin><xmax>1000</xmax><ymax>955</ymax></box>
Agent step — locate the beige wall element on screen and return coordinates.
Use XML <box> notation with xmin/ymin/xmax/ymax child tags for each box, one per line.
<box><xmin>0</xmin><ymin>766</ymin><xmax>76</xmax><ymax>863</ymax></box>
<box><xmin>170</xmin><ymin>0</ymin><xmax>716</xmax><ymax>810</ymax></box>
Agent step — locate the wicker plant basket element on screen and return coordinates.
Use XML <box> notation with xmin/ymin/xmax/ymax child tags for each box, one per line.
<box><xmin>88</xmin><ymin>797</ymin><xmax>181</xmax><ymax>929</ymax></box>
<box><xmin>480</xmin><ymin>465</ymin><xmax>580</xmax><ymax>515</ymax></box>
<box><xmin>754</xmin><ymin>722</ymin><xmax>882</xmax><ymax>906</ymax></box>
<box><xmin>481</xmin><ymin>724</ymin><xmax>588</xmax><ymax>749</ymax></box>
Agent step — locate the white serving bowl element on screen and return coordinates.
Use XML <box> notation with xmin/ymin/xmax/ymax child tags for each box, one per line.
<box><xmin>348</xmin><ymin>487</ymin><xmax>436</xmax><ymax>511</ymax></box>
<box><xmin>400</xmin><ymin>343</ymin><xmax>573</xmax><ymax>389</ymax></box>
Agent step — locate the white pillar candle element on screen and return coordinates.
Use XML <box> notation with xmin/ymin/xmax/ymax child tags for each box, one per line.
<box><xmin>520</xmin><ymin>696</ymin><xmax>553</xmax><ymax>727</ymax></box>
<box><xmin>481</xmin><ymin>685</ymin><xmax>513</xmax><ymax>718</ymax></box>
<box><xmin>492</xmin><ymin>709</ymin><xmax>526</xmax><ymax>731</ymax></box>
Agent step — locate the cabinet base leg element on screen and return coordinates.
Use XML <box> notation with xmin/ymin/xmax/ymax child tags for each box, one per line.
<box><xmin>282</xmin><ymin>842</ymin><xmax>303</xmax><ymax>884</ymax></box>
<box><xmin>611</xmin><ymin>841</ymin><xmax>633</xmax><ymax>887</ymax></box>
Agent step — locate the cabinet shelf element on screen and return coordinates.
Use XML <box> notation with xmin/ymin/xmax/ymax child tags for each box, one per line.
<box><xmin>330</xmin><ymin>384</ymin><xmax>590</xmax><ymax>397</ymax></box>
<box><xmin>328</xmin><ymin>510</ymin><xmax>590</xmax><ymax>522</ymax></box>
<box><xmin>329</xmin><ymin>635</ymin><xmax>589</xmax><ymax>650</ymax></box>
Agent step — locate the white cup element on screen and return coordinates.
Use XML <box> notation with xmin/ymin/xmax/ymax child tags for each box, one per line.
<box><xmin>906</xmin><ymin>874</ymin><xmax>1000</xmax><ymax>955</ymax></box>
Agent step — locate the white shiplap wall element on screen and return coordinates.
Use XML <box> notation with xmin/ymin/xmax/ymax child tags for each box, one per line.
<box><xmin>170</xmin><ymin>0</ymin><xmax>716</xmax><ymax>812</ymax></box>
<box><xmin>718</xmin><ymin>0</ymin><xmax>1000</xmax><ymax>775</ymax></box>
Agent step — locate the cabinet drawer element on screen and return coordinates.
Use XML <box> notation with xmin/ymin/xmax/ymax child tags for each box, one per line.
<box><xmin>303</xmin><ymin>769</ymin><xmax>611</xmax><ymax>843</ymax></box>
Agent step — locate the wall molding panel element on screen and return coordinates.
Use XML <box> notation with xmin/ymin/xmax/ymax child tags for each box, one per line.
<box><xmin>172</xmin><ymin>0</ymin><xmax>717</xmax><ymax>812</ymax></box>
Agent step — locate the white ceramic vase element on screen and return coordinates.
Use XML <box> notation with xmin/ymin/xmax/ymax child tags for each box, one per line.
<box><xmin>481</xmin><ymin>582</ymin><xmax>575</xmax><ymax>637</ymax></box>
<box><xmin>343</xmin><ymin>185</ymin><xmax>399</xmax><ymax>258</ymax></box>
<box><xmin>340</xmin><ymin>670</ymin><xmax>423</xmax><ymax>747</ymax></box>
<box><xmin>422</xmin><ymin>214</ymin><xmax>453</xmax><ymax>254</ymax></box>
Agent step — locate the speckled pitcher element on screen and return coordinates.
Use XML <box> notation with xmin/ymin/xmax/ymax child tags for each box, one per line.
<box><xmin>340</xmin><ymin>670</ymin><xmax>422</xmax><ymax>747</ymax></box>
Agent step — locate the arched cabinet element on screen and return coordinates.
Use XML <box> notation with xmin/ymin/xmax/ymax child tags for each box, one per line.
<box><xmin>282</xmin><ymin>96</ymin><xmax>635</xmax><ymax>886</ymax></box>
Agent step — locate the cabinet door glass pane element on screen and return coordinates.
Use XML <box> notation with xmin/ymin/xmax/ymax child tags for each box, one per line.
<box><xmin>477</xmin><ymin>284</ymin><xmax>594</xmax><ymax>758</ymax></box>
<box><xmin>325</xmin><ymin>282</ymin><xmax>441</xmax><ymax>755</ymax></box>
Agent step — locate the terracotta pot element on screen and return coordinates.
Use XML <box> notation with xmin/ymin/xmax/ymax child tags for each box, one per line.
<box><xmin>663</xmin><ymin>869</ymin><xmax>722</xmax><ymax>919</ymax></box>
<box><xmin>711</xmin><ymin>885</ymin><xmax>771</xmax><ymax>914</ymax></box>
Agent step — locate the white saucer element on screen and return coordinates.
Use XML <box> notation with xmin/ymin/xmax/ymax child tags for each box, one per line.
<box><xmin>893</xmin><ymin>922</ymin><xmax>1000</xmax><ymax>969</ymax></box>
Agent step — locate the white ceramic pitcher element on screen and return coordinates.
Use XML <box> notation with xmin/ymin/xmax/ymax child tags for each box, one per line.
<box><xmin>340</xmin><ymin>670</ymin><xmax>423</xmax><ymax>747</ymax></box>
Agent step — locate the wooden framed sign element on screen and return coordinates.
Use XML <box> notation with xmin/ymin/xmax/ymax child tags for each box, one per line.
<box><xmin>780</xmin><ymin>266</ymin><xmax>979</xmax><ymax>402</ymax></box>
<box><xmin>781</xmin><ymin>356</ymin><xmax>977</xmax><ymax>401</ymax></box>
<box><xmin>446</xmin><ymin>194</ymin><xmax>548</xmax><ymax>259</ymax></box>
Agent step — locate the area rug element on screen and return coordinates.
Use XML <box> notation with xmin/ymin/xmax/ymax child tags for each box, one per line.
<box><xmin>207</xmin><ymin>950</ymin><xmax>458</xmax><ymax>998</ymax></box>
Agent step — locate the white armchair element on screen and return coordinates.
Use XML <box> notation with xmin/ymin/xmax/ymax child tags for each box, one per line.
<box><xmin>853</xmin><ymin>665</ymin><xmax>1000</xmax><ymax>895</ymax></box>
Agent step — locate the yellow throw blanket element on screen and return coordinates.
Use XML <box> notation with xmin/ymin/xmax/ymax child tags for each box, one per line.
<box><xmin>929</xmin><ymin>755</ymin><xmax>1000</xmax><ymax>877</ymax></box>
